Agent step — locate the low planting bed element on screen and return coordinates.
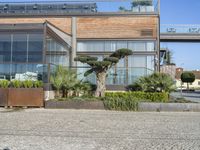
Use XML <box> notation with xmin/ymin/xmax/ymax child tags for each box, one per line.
<box><xmin>45</xmin><ymin>91</ymin><xmax>199</xmax><ymax>112</ymax></box>
<box><xmin>45</xmin><ymin>92</ymin><xmax>169</xmax><ymax>111</ymax></box>
<box><xmin>45</xmin><ymin>97</ymin><xmax>105</xmax><ymax>109</ymax></box>
<box><xmin>103</xmin><ymin>92</ymin><xmax>169</xmax><ymax>111</ymax></box>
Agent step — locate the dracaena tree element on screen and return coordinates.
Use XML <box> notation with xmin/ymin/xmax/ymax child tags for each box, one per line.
<box><xmin>74</xmin><ymin>48</ymin><xmax>133</xmax><ymax>97</ymax></box>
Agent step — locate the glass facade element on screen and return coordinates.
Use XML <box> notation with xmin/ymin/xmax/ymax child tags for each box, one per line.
<box><xmin>0</xmin><ymin>29</ymin><xmax>70</xmax><ymax>82</ymax></box>
<box><xmin>0</xmin><ymin>32</ymin><xmax>43</xmax><ymax>63</ymax></box>
<box><xmin>77</xmin><ymin>54</ymin><xmax>155</xmax><ymax>85</ymax></box>
<box><xmin>77</xmin><ymin>40</ymin><xmax>155</xmax><ymax>52</ymax></box>
<box><xmin>46</xmin><ymin>35</ymin><xmax>70</xmax><ymax>67</ymax></box>
<box><xmin>77</xmin><ymin>40</ymin><xmax>156</xmax><ymax>85</ymax></box>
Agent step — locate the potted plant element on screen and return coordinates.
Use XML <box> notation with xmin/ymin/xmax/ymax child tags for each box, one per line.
<box><xmin>0</xmin><ymin>80</ymin><xmax>10</xmax><ymax>106</ymax></box>
<box><xmin>0</xmin><ymin>80</ymin><xmax>44</xmax><ymax>107</ymax></box>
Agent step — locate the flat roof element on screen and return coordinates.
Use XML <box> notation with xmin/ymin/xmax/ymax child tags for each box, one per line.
<box><xmin>0</xmin><ymin>0</ymin><xmax>159</xmax><ymax>16</ymax></box>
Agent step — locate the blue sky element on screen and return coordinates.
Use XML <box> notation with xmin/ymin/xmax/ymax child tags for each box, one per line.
<box><xmin>160</xmin><ymin>0</ymin><xmax>200</xmax><ymax>70</ymax></box>
<box><xmin>2</xmin><ymin>0</ymin><xmax>200</xmax><ymax>70</ymax></box>
<box><xmin>100</xmin><ymin>0</ymin><xmax>200</xmax><ymax>70</ymax></box>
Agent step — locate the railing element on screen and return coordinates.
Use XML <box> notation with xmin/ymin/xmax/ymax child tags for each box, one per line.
<box><xmin>76</xmin><ymin>66</ymin><xmax>154</xmax><ymax>85</ymax></box>
<box><xmin>0</xmin><ymin>63</ymin><xmax>154</xmax><ymax>85</ymax></box>
<box><xmin>0</xmin><ymin>63</ymin><xmax>49</xmax><ymax>82</ymax></box>
<box><xmin>161</xmin><ymin>24</ymin><xmax>200</xmax><ymax>34</ymax></box>
<box><xmin>0</xmin><ymin>0</ymin><xmax>159</xmax><ymax>15</ymax></box>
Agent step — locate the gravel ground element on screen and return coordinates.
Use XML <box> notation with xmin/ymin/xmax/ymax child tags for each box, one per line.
<box><xmin>0</xmin><ymin>108</ymin><xmax>200</xmax><ymax>150</ymax></box>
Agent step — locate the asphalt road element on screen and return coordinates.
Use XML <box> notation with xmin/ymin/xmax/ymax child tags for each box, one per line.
<box><xmin>0</xmin><ymin>109</ymin><xmax>200</xmax><ymax>150</ymax></box>
<box><xmin>171</xmin><ymin>91</ymin><xmax>200</xmax><ymax>103</ymax></box>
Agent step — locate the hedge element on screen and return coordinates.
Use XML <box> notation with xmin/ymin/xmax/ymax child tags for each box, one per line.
<box><xmin>103</xmin><ymin>92</ymin><xmax>169</xmax><ymax>111</ymax></box>
<box><xmin>105</xmin><ymin>92</ymin><xmax>169</xmax><ymax>103</ymax></box>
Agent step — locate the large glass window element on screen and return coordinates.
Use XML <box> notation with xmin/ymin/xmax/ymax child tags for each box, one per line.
<box><xmin>128</xmin><ymin>55</ymin><xmax>155</xmax><ymax>83</ymax></box>
<box><xmin>77</xmin><ymin>54</ymin><xmax>155</xmax><ymax>85</ymax></box>
<box><xmin>46</xmin><ymin>35</ymin><xmax>70</xmax><ymax>67</ymax></box>
<box><xmin>0</xmin><ymin>32</ymin><xmax>44</xmax><ymax>63</ymax></box>
<box><xmin>77</xmin><ymin>40</ymin><xmax>155</xmax><ymax>52</ymax></box>
<box><xmin>128</xmin><ymin>41</ymin><xmax>155</xmax><ymax>51</ymax></box>
<box><xmin>28</xmin><ymin>34</ymin><xmax>43</xmax><ymax>62</ymax></box>
<box><xmin>12</xmin><ymin>34</ymin><xmax>27</xmax><ymax>62</ymax></box>
<box><xmin>0</xmin><ymin>34</ymin><xmax>11</xmax><ymax>63</ymax></box>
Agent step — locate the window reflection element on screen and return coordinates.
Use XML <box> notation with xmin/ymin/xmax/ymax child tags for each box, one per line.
<box><xmin>77</xmin><ymin>40</ymin><xmax>155</xmax><ymax>52</ymax></box>
<box><xmin>46</xmin><ymin>35</ymin><xmax>70</xmax><ymax>67</ymax></box>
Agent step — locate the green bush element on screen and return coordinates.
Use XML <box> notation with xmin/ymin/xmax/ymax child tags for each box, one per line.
<box><xmin>11</xmin><ymin>80</ymin><xmax>22</xmax><ymax>88</ymax></box>
<box><xmin>0</xmin><ymin>80</ymin><xmax>10</xmax><ymax>88</ymax></box>
<box><xmin>103</xmin><ymin>97</ymin><xmax>139</xmax><ymax>111</ymax></box>
<box><xmin>104</xmin><ymin>92</ymin><xmax>169</xmax><ymax>111</ymax></box>
<box><xmin>33</xmin><ymin>80</ymin><xmax>43</xmax><ymax>88</ymax></box>
<box><xmin>22</xmin><ymin>80</ymin><xmax>34</xmax><ymax>88</ymax></box>
<box><xmin>127</xmin><ymin>73</ymin><xmax>175</xmax><ymax>93</ymax></box>
<box><xmin>105</xmin><ymin>92</ymin><xmax>169</xmax><ymax>103</ymax></box>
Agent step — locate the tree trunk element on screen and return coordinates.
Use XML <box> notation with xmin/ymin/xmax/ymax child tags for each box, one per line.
<box><xmin>187</xmin><ymin>82</ymin><xmax>189</xmax><ymax>91</ymax></box>
<box><xmin>95</xmin><ymin>72</ymin><xmax>107</xmax><ymax>97</ymax></box>
<box><xmin>55</xmin><ymin>90</ymin><xmax>60</xmax><ymax>98</ymax></box>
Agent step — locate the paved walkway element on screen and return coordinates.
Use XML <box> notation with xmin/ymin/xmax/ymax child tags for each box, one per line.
<box><xmin>0</xmin><ymin>109</ymin><xmax>200</xmax><ymax>150</ymax></box>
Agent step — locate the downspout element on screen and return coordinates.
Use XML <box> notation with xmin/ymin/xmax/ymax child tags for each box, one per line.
<box><xmin>71</xmin><ymin>17</ymin><xmax>77</xmax><ymax>68</ymax></box>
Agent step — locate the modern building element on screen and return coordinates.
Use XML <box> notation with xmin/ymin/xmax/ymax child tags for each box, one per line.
<box><xmin>0</xmin><ymin>0</ymin><xmax>160</xmax><ymax>90</ymax></box>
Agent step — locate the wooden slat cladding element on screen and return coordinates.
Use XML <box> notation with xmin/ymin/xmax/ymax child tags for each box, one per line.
<box><xmin>0</xmin><ymin>16</ymin><xmax>158</xmax><ymax>39</ymax></box>
<box><xmin>0</xmin><ymin>17</ymin><xmax>72</xmax><ymax>34</ymax></box>
<box><xmin>77</xmin><ymin>16</ymin><xmax>158</xmax><ymax>39</ymax></box>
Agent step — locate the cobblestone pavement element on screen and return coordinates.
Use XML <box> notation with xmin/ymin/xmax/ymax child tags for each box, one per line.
<box><xmin>0</xmin><ymin>108</ymin><xmax>200</xmax><ymax>150</ymax></box>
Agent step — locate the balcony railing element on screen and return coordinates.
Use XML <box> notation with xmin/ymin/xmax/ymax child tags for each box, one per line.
<box><xmin>76</xmin><ymin>66</ymin><xmax>154</xmax><ymax>85</ymax></box>
<box><xmin>0</xmin><ymin>0</ymin><xmax>159</xmax><ymax>15</ymax></box>
<box><xmin>161</xmin><ymin>24</ymin><xmax>200</xmax><ymax>34</ymax></box>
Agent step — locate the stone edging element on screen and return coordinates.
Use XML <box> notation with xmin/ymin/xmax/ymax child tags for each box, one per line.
<box><xmin>45</xmin><ymin>100</ymin><xmax>105</xmax><ymax>110</ymax></box>
<box><xmin>138</xmin><ymin>102</ymin><xmax>200</xmax><ymax>112</ymax></box>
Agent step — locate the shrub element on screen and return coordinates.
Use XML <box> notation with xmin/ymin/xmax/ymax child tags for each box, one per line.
<box><xmin>33</xmin><ymin>80</ymin><xmax>43</xmax><ymax>88</ymax></box>
<box><xmin>22</xmin><ymin>80</ymin><xmax>34</xmax><ymax>88</ymax></box>
<box><xmin>11</xmin><ymin>80</ymin><xmax>22</xmax><ymax>88</ymax></box>
<box><xmin>103</xmin><ymin>97</ymin><xmax>139</xmax><ymax>111</ymax></box>
<box><xmin>127</xmin><ymin>72</ymin><xmax>175</xmax><ymax>93</ymax></box>
<box><xmin>0</xmin><ymin>80</ymin><xmax>10</xmax><ymax>88</ymax></box>
<box><xmin>181</xmin><ymin>71</ymin><xmax>195</xmax><ymax>90</ymax></box>
<box><xmin>105</xmin><ymin>92</ymin><xmax>169</xmax><ymax>103</ymax></box>
<box><xmin>104</xmin><ymin>91</ymin><xmax>169</xmax><ymax>111</ymax></box>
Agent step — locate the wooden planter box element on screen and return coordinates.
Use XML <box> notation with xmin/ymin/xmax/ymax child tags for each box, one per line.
<box><xmin>0</xmin><ymin>88</ymin><xmax>44</xmax><ymax>107</ymax></box>
<box><xmin>45</xmin><ymin>100</ymin><xmax>105</xmax><ymax>110</ymax></box>
<box><xmin>0</xmin><ymin>88</ymin><xmax>9</xmax><ymax>106</ymax></box>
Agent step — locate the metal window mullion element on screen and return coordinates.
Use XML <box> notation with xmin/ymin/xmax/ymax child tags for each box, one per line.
<box><xmin>10</xmin><ymin>34</ymin><xmax>13</xmax><ymax>80</ymax></box>
<box><xmin>27</xmin><ymin>34</ymin><xmax>29</xmax><ymax>63</ymax></box>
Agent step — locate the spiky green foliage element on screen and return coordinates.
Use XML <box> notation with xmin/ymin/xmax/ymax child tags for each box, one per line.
<box><xmin>127</xmin><ymin>72</ymin><xmax>175</xmax><ymax>93</ymax></box>
<box><xmin>62</xmin><ymin>69</ymin><xmax>79</xmax><ymax>92</ymax></box>
<box><xmin>0</xmin><ymin>80</ymin><xmax>10</xmax><ymax>88</ymax></box>
<box><xmin>50</xmin><ymin>65</ymin><xmax>80</xmax><ymax>97</ymax></box>
<box><xmin>33</xmin><ymin>80</ymin><xmax>43</xmax><ymax>88</ymax></box>
<box><xmin>50</xmin><ymin>66</ymin><xmax>64</xmax><ymax>90</ymax></box>
<box><xmin>22</xmin><ymin>80</ymin><xmax>34</xmax><ymax>88</ymax></box>
<box><xmin>11</xmin><ymin>80</ymin><xmax>22</xmax><ymax>88</ymax></box>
